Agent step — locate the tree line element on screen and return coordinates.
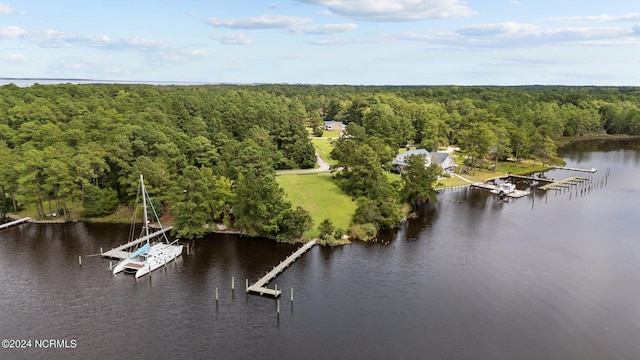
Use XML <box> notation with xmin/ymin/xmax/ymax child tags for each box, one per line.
<box><xmin>1</xmin><ymin>83</ymin><xmax>638</xmax><ymax>240</ymax></box>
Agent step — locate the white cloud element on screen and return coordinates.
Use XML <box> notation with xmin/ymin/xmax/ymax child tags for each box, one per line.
<box><xmin>0</xmin><ymin>2</ymin><xmax>25</xmax><ymax>15</ymax></box>
<box><xmin>213</xmin><ymin>32</ymin><xmax>253</xmax><ymax>45</ymax></box>
<box><xmin>0</xmin><ymin>25</ymin><xmax>27</xmax><ymax>37</ymax></box>
<box><xmin>398</xmin><ymin>21</ymin><xmax>638</xmax><ymax>49</ymax></box>
<box><xmin>0</xmin><ymin>2</ymin><xmax>14</xmax><ymax>14</ymax></box>
<box><xmin>457</xmin><ymin>22</ymin><xmax>538</xmax><ymax>37</ymax></box>
<box><xmin>550</xmin><ymin>13</ymin><xmax>640</xmax><ymax>23</ymax></box>
<box><xmin>290</xmin><ymin>23</ymin><xmax>357</xmax><ymax>35</ymax></box>
<box><xmin>295</xmin><ymin>0</ymin><xmax>476</xmax><ymax>22</ymax></box>
<box><xmin>0</xmin><ymin>26</ymin><xmax>177</xmax><ymax>51</ymax></box>
<box><xmin>206</xmin><ymin>15</ymin><xmax>312</xmax><ymax>29</ymax></box>
<box><xmin>0</xmin><ymin>53</ymin><xmax>29</xmax><ymax>61</ymax></box>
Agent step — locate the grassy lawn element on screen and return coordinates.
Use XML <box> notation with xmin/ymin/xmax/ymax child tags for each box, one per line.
<box><xmin>321</xmin><ymin>130</ymin><xmax>342</xmax><ymax>138</ymax></box>
<box><xmin>312</xmin><ymin>137</ymin><xmax>337</xmax><ymax>165</ymax></box>
<box><xmin>276</xmin><ymin>173</ymin><xmax>356</xmax><ymax>238</ymax></box>
<box><xmin>15</xmin><ymin>197</ymin><xmax>84</xmax><ymax>220</ymax></box>
<box><xmin>384</xmin><ymin>171</ymin><xmax>401</xmax><ymax>183</ymax></box>
<box><xmin>496</xmin><ymin>160</ymin><xmax>550</xmax><ymax>174</ymax></box>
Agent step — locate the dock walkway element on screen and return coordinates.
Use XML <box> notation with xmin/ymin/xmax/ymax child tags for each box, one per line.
<box><xmin>551</xmin><ymin>166</ymin><xmax>597</xmax><ymax>173</ymax></box>
<box><xmin>508</xmin><ymin>174</ymin><xmax>553</xmax><ymax>182</ymax></box>
<box><xmin>101</xmin><ymin>226</ymin><xmax>174</xmax><ymax>260</ymax></box>
<box><xmin>247</xmin><ymin>239</ymin><xmax>317</xmax><ymax>297</ymax></box>
<box><xmin>0</xmin><ymin>217</ymin><xmax>31</xmax><ymax>230</ymax></box>
<box><xmin>539</xmin><ymin>176</ymin><xmax>588</xmax><ymax>191</ymax></box>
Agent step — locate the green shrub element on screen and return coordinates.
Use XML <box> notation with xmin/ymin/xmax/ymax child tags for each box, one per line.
<box><xmin>349</xmin><ymin>223</ymin><xmax>377</xmax><ymax>241</ymax></box>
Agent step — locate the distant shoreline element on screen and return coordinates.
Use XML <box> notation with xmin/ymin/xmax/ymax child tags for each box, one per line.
<box><xmin>0</xmin><ymin>78</ymin><xmax>222</xmax><ymax>87</ymax></box>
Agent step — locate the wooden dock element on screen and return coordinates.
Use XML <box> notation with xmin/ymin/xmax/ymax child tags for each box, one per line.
<box><xmin>247</xmin><ymin>239</ymin><xmax>317</xmax><ymax>297</ymax></box>
<box><xmin>551</xmin><ymin>166</ymin><xmax>597</xmax><ymax>173</ymax></box>
<box><xmin>101</xmin><ymin>226</ymin><xmax>174</xmax><ymax>260</ymax></box>
<box><xmin>538</xmin><ymin>176</ymin><xmax>588</xmax><ymax>191</ymax></box>
<box><xmin>0</xmin><ymin>217</ymin><xmax>31</xmax><ymax>230</ymax></box>
<box><xmin>508</xmin><ymin>174</ymin><xmax>553</xmax><ymax>182</ymax></box>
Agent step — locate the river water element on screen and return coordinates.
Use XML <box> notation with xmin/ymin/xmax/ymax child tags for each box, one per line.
<box><xmin>1</xmin><ymin>142</ymin><xmax>639</xmax><ymax>360</ymax></box>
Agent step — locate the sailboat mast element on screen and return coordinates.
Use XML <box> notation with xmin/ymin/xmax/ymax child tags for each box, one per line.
<box><xmin>140</xmin><ymin>174</ymin><xmax>150</xmax><ymax>241</ymax></box>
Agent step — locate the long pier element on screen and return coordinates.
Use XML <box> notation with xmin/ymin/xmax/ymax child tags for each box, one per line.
<box><xmin>0</xmin><ymin>217</ymin><xmax>31</xmax><ymax>230</ymax></box>
<box><xmin>551</xmin><ymin>166</ymin><xmax>597</xmax><ymax>173</ymax></box>
<box><xmin>508</xmin><ymin>174</ymin><xmax>553</xmax><ymax>182</ymax></box>
<box><xmin>247</xmin><ymin>239</ymin><xmax>317</xmax><ymax>297</ymax></box>
<box><xmin>101</xmin><ymin>226</ymin><xmax>174</xmax><ymax>260</ymax></box>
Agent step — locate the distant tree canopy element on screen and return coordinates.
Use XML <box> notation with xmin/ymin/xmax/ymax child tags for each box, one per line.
<box><xmin>1</xmin><ymin>83</ymin><xmax>639</xmax><ymax>238</ymax></box>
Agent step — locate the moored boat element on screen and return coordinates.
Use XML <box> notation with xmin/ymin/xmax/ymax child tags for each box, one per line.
<box><xmin>112</xmin><ymin>175</ymin><xmax>183</xmax><ymax>278</ymax></box>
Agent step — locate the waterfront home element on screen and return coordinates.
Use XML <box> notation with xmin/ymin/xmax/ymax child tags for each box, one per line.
<box><xmin>391</xmin><ymin>149</ymin><xmax>455</xmax><ymax>173</ymax></box>
<box><xmin>323</xmin><ymin>121</ymin><xmax>346</xmax><ymax>131</ymax></box>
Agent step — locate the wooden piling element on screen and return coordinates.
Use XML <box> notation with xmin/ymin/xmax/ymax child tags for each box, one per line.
<box><xmin>78</xmin><ymin>255</ymin><xmax>82</xmax><ymax>266</ymax></box>
<box><xmin>216</xmin><ymin>288</ymin><xmax>219</xmax><ymax>302</ymax></box>
<box><xmin>232</xmin><ymin>277</ymin><xmax>235</xmax><ymax>290</ymax></box>
<box><xmin>291</xmin><ymin>288</ymin><xmax>294</xmax><ymax>302</ymax></box>
<box><xmin>186</xmin><ymin>244</ymin><xmax>190</xmax><ymax>256</ymax></box>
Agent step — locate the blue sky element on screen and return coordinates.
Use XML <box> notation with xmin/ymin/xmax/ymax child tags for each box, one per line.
<box><xmin>1</xmin><ymin>0</ymin><xmax>639</xmax><ymax>85</ymax></box>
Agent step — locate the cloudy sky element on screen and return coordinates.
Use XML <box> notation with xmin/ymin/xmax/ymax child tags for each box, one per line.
<box><xmin>1</xmin><ymin>0</ymin><xmax>639</xmax><ymax>85</ymax></box>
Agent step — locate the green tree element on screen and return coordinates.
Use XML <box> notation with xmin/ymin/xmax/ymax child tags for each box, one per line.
<box><xmin>232</xmin><ymin>170</ymin><xmax>289</xmax><ymax>238</ymax></box>
<box><xmin>458</xmin><ymin>122</ymin><xmax>497</xmax><ymax>175</ymax></box>
<box><xmin>82</xmin><ymin>184</ymin><xmax>119</xmax><ymax>217</ymax></box>
<box><xmin>400</xmin><ymin>155</ymin><xmax>439</xmax><ymax>206</ymax></box>
<box><xmin>318</xmin><ymin>218</ymin><xmax>335</xmax><ymax>241</ymax></box>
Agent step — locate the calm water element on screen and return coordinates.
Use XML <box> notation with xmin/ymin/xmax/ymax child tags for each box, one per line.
<box><xmin>1</xmin><ymin>142</ymin><xmax>639</xmax><ymax>360</ymax></box>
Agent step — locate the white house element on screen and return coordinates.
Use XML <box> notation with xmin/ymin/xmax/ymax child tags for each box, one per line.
<box><xmin>431</xmin><ymin>152</ymin><xmax>455</xmax><ymax>173</ymax></box>
<box><xmin>323</xmin><ymin>121</ymin><xmax>346</xmax><ymax>131</ymax></box>
<box><xmin>391</xmin><ymin>149</ymin><xmax>455</xmax><ymax>173</ymax></box>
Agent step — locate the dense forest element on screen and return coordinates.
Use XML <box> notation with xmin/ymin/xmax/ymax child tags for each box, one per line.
<box><xmin>1</xmin><ymin>83</ymin><xmax>639</xmax><ymax>240</ymax></box>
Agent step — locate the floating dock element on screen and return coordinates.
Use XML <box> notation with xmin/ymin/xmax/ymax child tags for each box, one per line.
<box><xmin>0</xmin><ymin>217</ymin><xmax>31</xmax><ymax>230</ymax></box>
<box><xmin>538</xmin><ymin>176</ymin><xmax>588</xmax><ymax>191</ymax></box>
<box><xmin>101</xmin><ymin>226</ymin><xmax>174</xmax><ymax>260</ymax></box>
<box><xmin>551</xmin><ymin>166</ymin><xmax>597</xmax><ymax>173</ymax></box>
<box><xmin>247</xmin><ymin>239</ymin><xmax>317</xmax><ymax>297</ymax></box>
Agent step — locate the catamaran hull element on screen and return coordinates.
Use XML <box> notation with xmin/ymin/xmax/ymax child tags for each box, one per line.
<box><xmin>112</xmin><ymin>243</ymin><xmax>184</xmax><ymax>278</ymax></box>
<box><xmin>135</xmin><ymin>245</ymin><xmax>183</xmax><ymax>278</ymax></box>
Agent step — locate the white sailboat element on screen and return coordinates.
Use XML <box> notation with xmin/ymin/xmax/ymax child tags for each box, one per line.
<box><xmin>112</xmin><ymin>175</ymin><xmax>183</xmax><ymax>278</ymax></box>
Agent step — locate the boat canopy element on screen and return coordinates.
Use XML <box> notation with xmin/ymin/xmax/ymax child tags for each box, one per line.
<box><xmin>129</xmin><ymin>243</ymin><xmax>151</xmax><ymax>259</ymax></box>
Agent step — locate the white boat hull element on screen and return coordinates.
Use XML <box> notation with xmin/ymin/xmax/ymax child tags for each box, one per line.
<box><xmin>112</xmin><ymin>242</ymin><xmax>183</xmax><ymax>278</ymax></box>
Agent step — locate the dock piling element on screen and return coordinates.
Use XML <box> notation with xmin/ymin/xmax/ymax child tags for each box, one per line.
<box><xmin>78</xmin><ymin>255</ymin><xmax>82</xmax><ymax>266</ymax></box>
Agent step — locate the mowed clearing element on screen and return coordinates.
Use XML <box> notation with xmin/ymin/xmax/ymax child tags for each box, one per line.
<box><xmin>276</xmin><ymin>173</ymin><xmax>356</xmax><ymax>238</ymax></box>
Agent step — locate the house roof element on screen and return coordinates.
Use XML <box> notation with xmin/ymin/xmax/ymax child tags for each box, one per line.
<box><xmin>431</xmin><ymin>152</ymin><xmax>451</xmax><ymax>164</ymax></box>
<box><xmin>323</xmin><ymin>121</ymin><xmax>346</xmax><ymax>128</ymax></box>
<box><xmin>391</xmin><ymin>149</ymin><xmax>430</xmax><ymax>167</ymax></box>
